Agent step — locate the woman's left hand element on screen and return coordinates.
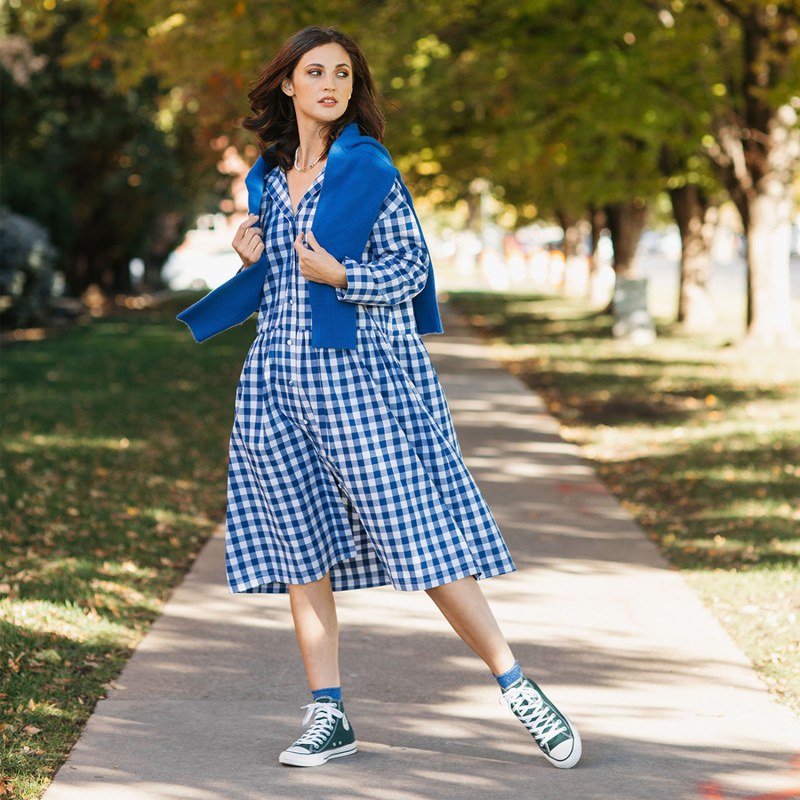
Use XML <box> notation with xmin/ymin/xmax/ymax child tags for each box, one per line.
<box><xmin>293</xmin><ymin>231</ymin><xmax>348</xmax><ymax>289</ymax></box>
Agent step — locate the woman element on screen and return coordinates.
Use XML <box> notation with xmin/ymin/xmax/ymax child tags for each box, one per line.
<box><xmin>179</xmin><ymin>25</ymin><xmax>581</xmax><ymax>770</ymax></box>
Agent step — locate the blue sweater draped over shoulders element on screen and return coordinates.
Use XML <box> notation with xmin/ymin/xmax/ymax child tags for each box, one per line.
<box><xmin>176</xmin><ymin>122</ymin><xmax>443</xmax><ymax>349</ymax></box>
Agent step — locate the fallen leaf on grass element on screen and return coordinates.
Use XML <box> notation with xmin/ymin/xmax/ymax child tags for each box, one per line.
<box><xmin>32</xmin><ymin>648</ymin><xmax>62</xmax><ymax>665</ymax></box>
<box><xmin>23</xmin><ymin>724</ymin><xmax>42</xmax><ymax>735</ymax></box>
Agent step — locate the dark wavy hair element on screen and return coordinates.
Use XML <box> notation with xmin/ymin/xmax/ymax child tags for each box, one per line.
<box><xmin>242</xmin><ymin>26</ymin><xmax>385</xmax><ymax>169</ymax></box>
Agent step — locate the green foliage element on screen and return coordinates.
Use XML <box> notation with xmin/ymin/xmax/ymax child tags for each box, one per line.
<box><xmin>21</xmin><ymin>0</ymin><xmax>798</xmax><ymax>228</ymax></box>
<box><xmin>0</xmin><ymin>296</ymin><xmax>255</xmax><ymax>798</ymax></box>
<box><xmin>1</xmin><ymin>4</ymin><xmax>220</xmax><ymax>297</ymax></box>
<box><xmin>4</xmin><ymin>0</ymin><xmax>797</xmax><ymax>319</ymax></box>
<box><xmin>355</xmin><ymin>1</ymin><xmax>722</xmax><ymax>218</ymax></box>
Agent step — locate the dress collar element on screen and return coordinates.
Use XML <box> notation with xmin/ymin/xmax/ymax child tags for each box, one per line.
<box><xmin>266</xmin><ymin>165</ymin><xmax>327</xmax><ymax>221</ymax></box>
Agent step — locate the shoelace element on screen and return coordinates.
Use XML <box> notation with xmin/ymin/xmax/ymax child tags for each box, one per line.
<box><xmin>293</xmin><ymin>702</ymin><xmax>345</xmax><ymax>748</ymax></box>
<box><xmin>501</xmin><ymin>684</ymin><xmax>568</xmax><ymax>748</ymax></box>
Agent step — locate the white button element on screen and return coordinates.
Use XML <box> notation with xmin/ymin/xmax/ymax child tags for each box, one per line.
<box><xmin>288</xmin><ymin>380</ymin><xmax>294</xmax><ymax>385</ymax></box>
<box><xmin>286</xmin><ymin>340</ymin><xmax>292</xmax><ymax>346</ymax></box>
<box><xmin>288</xmin><ymin>299</ymin><xmax>293</xmax><ymax>305</ymax></box>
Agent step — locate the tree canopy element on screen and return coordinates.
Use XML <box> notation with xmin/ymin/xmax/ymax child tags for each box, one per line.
<box><xmin>2</xmin><ymin>0</ymin><xmax>797</xmax><ymax>340</ymax></box>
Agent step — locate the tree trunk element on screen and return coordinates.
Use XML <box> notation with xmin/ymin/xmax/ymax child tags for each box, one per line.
<box><xmin>556</xmin><ymin>210</ymin><xmax>589</xmax><ymax>297</ymax></box>
<box><xmin>669</xmin><ymin>183</ymin><xmax>717</xmax><ymax>332</ymax></box>
<box><xmin>143</xmin><ymin>256</ymin><xmax>167</xmax><ymax>291</ymax></box>
<box><xmin>745</xmin><ymin>167</ymin><xmax>797</xmax><ymax>346</ymax></box>
<box><xmin>728</xmin><ymin>188</ymin><xmax>752</xmax><ymax>328</ymax></box>
<box><xmin>703</xmin><ymin>2</ymin><xmax>799</xmax><ymax>346</ymax></box>
<box><xmin>63</xmin><ymin>253</ymin><xmax>88</xmax><ymax>297</ymax></box>
<box><xmin>556</xmin><ymin>210</ymin><xmax>581</xmax><ymax>258</ymax></box>
<box><xmin>144</xmin><ymin>210</ymin><xmax>184</xmax><ymax>292</ymax></box>
<box><xmin>719</xmin><ymin>103</ymin><xmax>799</xmax><ymax>346</ymax></box>
<box><xmin>604</xmin><ymin>199</ymin><xmax>648</xmax><ymax>276</ymax></box>
<box><xmin>110</xmin><ymin>259</ymin><xmax>131</xmax><ymax>294</ymax></box>
<box><xmin>587</xmin><ymin>204</ymin><xmax>606</xmax><ymax>303</ymax></box>
<box><xmin>743</xmin><ymin>102</ymin><xmax>799</xmax><ymax>346</ymax></box>
<box><xmin>465</xmin><ymin>188</ymin><xmax>483</xmax><ymax>233</ymax></box>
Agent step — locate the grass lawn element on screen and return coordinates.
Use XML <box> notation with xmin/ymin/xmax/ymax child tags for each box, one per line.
<box><xmin>446</xmin><ymin>290</ymin><xmax>800</xmax><ymax>716</ymax></box>
<box><xmin>0</xmin><ymin>294</ymin><xmax>254</xmax><ymax>799</ymax></box>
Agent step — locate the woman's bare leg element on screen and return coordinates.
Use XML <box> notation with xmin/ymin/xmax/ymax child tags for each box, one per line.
<box><xmin>427</xmin><ymin>576</ymin><xmax>582</xmax><ymax>769</ymax></box>
<box><xmin>288</xmin><ymin>574</ymin><xmax>340</xmax><ymax>691</ymax></box>
<box><xmin>425</xmin><ymin>576</ymin><xmax>516</xmax><ymax>675</ymax></box>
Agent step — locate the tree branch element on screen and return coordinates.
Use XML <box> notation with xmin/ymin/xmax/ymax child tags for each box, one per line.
<box><xmin>705</xmin><ymin>0</ymin><xmax>747</xmax><ymax>22</ymax></box>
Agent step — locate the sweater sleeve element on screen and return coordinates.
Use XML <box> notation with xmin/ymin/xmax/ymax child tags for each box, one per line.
<box><xmin>334</xmin><ymin>177</ymin><xmax>430</xmax><ymax>307</ymax></box>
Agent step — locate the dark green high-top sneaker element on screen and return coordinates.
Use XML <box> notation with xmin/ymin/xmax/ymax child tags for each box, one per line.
<box><xmin>279</xmin><ymin>697</ymin><xmax>357</xmax><ymax>767</ymax></box>
<box><xmin>501</xmin><ymin>676</ymin><xmax>582</xmax><ymax>769</ymax></box>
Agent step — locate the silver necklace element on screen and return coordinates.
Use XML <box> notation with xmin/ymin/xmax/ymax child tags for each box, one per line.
<box><xmin>294</xmin><ymin>146</ymin><xmax>323</xmax><ymax>173</ymax></box>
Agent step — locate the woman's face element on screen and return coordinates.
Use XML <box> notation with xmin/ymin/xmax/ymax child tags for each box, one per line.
<box><xmin>283</xmin><ymin>42</ymin><xmax>353</xmax><ymax>128</ymax></box>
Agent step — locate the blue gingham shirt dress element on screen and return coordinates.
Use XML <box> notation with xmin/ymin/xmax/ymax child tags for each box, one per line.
<box><xmin>225</xmin><ymin>164</ymin><xmax>516</xmax><ymax>593</ymax></box>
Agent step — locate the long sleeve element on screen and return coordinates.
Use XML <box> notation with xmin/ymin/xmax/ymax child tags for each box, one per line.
<box><xmin>334</xmin><ymin>177</ymin><xmax>430</xmax><ymax>307</ymax></box>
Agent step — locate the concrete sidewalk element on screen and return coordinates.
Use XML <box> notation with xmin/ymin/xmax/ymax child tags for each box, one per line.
<box><xmin>44</xmin><ymin>304</ymin><xmax>800</xmax><ymax>800</ymax></box>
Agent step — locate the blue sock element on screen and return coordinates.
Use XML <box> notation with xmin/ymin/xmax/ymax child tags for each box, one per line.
<box><xmin>494</xmin><ymin>661</ymin><xmax>523</xmax><ymax>691</ymax></box>
<box><xmin>312</xmin><ymin>686</ymin><xmax>342</xmax><ymax>702</ymax></box>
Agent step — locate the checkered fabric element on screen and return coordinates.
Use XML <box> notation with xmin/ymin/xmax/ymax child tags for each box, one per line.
<box><xmin>225</xmin><ymin>165</ymin><xmax>516</xmax><ymax>593</ymax></box>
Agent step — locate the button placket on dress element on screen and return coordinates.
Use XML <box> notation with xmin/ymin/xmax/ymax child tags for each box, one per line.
<box><xmin>282</xmin><ymin>174</ymin><xmax>319</xmax><ymax>431</ymax></box>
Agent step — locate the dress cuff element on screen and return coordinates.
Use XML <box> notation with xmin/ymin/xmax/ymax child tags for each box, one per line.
<box><xmin>334</xmin><ymin>257</ymin><xmax>371</xmax><ymax>303</ymax></box>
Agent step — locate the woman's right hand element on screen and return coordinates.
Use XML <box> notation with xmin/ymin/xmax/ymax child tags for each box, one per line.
<box><xmin>232</xmin><ymin>214</ymin><xmax>265</xmax><ymax>268</ymax></box>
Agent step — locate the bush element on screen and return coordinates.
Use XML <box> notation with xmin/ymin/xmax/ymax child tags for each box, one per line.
<box><xmin>0</xmin><ymin>207</ymin><xmax>60</xmax><ymax>329</ymax></box>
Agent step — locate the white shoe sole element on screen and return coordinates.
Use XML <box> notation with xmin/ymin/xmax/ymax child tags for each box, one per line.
<box><xmin>543</xmin><ymin>717</ymin><xmax>582</xmax><ymax>769</ymax></box>
<box><xmin>279</xmin><ymin>741</ymin><xmax>358</xmax><ymax>767</ymax></box>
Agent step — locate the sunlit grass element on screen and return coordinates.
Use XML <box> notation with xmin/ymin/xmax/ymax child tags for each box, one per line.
<box><xmin>448</xmin><ymin>289</ymin><xmax>800</xmax><ymax>715</ymax></box>
<box><xmin>4</xmin><ymin>434</ymin><xmax>148</xmax><ymax>453</ymax></box>
<box><xmin>0</xmin><ymin>294</ymin><xmax>254</xmax><ymax>798</ymax></box>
